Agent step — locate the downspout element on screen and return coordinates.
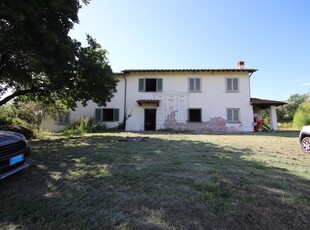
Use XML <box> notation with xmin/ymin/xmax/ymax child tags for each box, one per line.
<box><xmin>248</xmin><ymin>71</ymin><xmax>255</xmax><ymax>98</ymax></box>
<box><xmin>123</xmin><ymin>73</ymin><xmax>127</xmax><ymax>130</ymax></box>
<box><xmin>248</xmin><ymin>71</ymin><xmax>256</xmax><ymax>132</ymax></box>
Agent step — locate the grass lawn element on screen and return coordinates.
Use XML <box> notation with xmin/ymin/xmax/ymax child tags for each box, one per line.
<box><xmin>1</xmin><ymin>131</ymin><xmax>310</xmax><ymax>229</ymax></box>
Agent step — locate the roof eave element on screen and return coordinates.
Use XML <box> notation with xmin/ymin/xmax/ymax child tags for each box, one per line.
<box><xmin>121</xmin><ymin>69</ymin><xmax>257</xmax><ymax>74</ymax></box>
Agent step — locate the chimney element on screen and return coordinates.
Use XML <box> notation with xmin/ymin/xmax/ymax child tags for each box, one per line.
<box><xmin>237</xmin><ymin>60</ymin><xmax>245</xmax><ymax>69</ymax></box>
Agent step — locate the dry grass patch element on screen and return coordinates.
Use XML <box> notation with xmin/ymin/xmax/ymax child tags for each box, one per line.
<box><xmin>1</xmin><ymin>131</ymin><xmax>310</xmax><ymax>229</ymax></box>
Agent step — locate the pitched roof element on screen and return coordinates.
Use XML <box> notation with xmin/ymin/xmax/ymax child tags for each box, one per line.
<box><xmin>121</xmin><ymin>68</ymin><xmax>257</xmax><ymax>74</ymax></box>
<box><xmin>250</xmin><ymin>98</ymin><xmax>287</xmax><ymax>109</ymax></box>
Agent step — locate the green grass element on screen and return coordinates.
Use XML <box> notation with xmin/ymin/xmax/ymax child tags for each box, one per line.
<box><xmin>1</xmin><ymin>131</ymin><xmax>310</xmax><ymax>229</ymax></box>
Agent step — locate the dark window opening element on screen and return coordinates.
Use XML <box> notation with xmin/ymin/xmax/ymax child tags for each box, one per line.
<box><xmin>139</xmin><ymin>78</ymin><xmax>163</xmax><ymax>92</ymax></box>
<box><xmin>95</xmin><ymin>108</ymin><xmax>119</xmax><ymax>122</ymax></box>
<box><xmin>145</xmin><ymin>79</ymin><xmax>157</xmax><ymax>92</ymax></box>
<box><xmin>102</xmin><ymin>109</ymin><xmax>114</xmax><ymax>121</ymax></box>
<box><xmin>189</xmin><ymin>109</ymin><xmax>201</xmax><ymax>122</ymax></box>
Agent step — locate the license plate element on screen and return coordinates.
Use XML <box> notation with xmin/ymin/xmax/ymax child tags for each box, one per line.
<box><xmin>10</xmin><ymin>154</ymin><xmax>24</xmax><ymax>166</ymax></box>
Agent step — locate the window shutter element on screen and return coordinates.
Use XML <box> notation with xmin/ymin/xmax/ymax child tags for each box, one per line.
<box><xmin>95</xmin><ymin>108</ymin><xmax>102</xmax><ymax>121</ymax></box>
<box><xmin>196</xmin><ymin>79</ymin><xmax>201</xmax><ymax>91</ymax></box>
<box><xmin>233</xmin><ymin>110</ymin><xmax>239</xmax><ymax>121</ymax></box>
<box><xmin>64</xmin><ymin>112</ymin><xmax>70</xmax><ymax>124</ymax></box>
<box><xmin>227</xmin><ymin>79</ymin><xmax>232</xmax><ymax>91</ymax></box>
<box><xmin>157</xmin><ymin>78</ymin><xmax>163</xmax><ymax>92</ymax></box>
<box><xmin>189</xmin><ymin>79</ymin><xmax>195</xmax><ymax>91</ymax></box>
<box><xmin>138</xmin><ymin>78</ymin><xmax>145</xmax><ymax>92</ymax></box>
<box><xmin>57</xmin><ymin>113</ymin><xmax>62</xmax><ymax>123</ymax></box>
<box><xmin>113</xmin><ymin>109</ymin><xmax>119</xmax><ymax>121</ymax></box>
<box><xmin>227</xmin><ymin>110</ymin><xmax>233</xmax><ymax>121</ymax></box>
<box><xmin>233</xmin><ymin>79</ymin><xmax>238</xmax><ymax>91</ymax></box>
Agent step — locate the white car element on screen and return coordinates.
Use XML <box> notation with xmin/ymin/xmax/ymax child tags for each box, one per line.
<box><xmin>299</xmin><ymin>126</ymin><xmax>310</xmax><ymax>153</ymax></box>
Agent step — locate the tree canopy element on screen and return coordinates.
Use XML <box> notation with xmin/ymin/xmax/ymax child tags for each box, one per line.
<box><xmin>276</xmin><ymin>93</ymin><xmax>309</xmax><ymax>123</ymax></box>
<box><xmin>0</xmin><ymin>0</ymin><xmax>117</xmax><ymax>109</ymax></box>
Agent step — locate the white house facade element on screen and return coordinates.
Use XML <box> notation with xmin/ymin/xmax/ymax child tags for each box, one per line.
<box><xmin>42</xmin><ymin>62</ymin><xmax>285</xmax><ymax>132</ymax></box>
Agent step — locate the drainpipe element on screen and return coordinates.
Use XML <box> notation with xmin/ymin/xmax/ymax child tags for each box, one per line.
<box><xmin>123</xmin><ymin>73</ymin><xmax>127</xmax><ymax>130</ymax></box>
<box><xmin>248</xmin><ymin>71</ymin><xmax>255</xmax><ymax>131</ymax></box>
<box><xmin>248</xmin><ymin>71</ymin><xmax>255</xmax><ymax>98</ymax></box>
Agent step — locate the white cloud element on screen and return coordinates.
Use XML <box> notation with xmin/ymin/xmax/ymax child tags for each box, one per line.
<box><xmin>301</xmin><ymin>82</ymin><xmax>310</xmax><ymax>86</ymax></box>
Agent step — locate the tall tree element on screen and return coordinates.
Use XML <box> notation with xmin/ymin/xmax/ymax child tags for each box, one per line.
<box><xmin>277</xmin><ymin>93</ymin><xmax>308</xmax><ymax>122</ymax></box>
<box><xmin>0</xmin><ymin>0</ymin><xmax>117</xmax><ymax>109</ymax></box>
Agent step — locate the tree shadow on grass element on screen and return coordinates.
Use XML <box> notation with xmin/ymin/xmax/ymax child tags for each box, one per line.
<box><xmin>0</xmin><ymin>134</ymin><xmax>310</xmax><ymax>229</ymax></box>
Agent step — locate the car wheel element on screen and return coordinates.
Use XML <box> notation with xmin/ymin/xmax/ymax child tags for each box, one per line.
<box><xmin>301</xmin><ymin>137</ymin><xmax>310</xmax><ymax>153</ymax></box>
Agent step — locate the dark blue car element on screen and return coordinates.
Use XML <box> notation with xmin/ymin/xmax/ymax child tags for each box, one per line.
<box><xmin>0</xmin><ymin>131</ymin><xmax>31</xmax><ymax>179</ymax></box>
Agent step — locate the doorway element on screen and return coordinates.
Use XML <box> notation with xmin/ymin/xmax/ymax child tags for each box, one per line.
<box><xmin>144</xmin><ymin>109</ymin><xmax>156</xmax><ymax>131</ymax></box>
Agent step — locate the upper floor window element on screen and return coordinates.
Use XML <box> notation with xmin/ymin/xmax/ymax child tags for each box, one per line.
<box><xmin>226</xmin><ymin>78</ymin><xmax>239</xmax><ymax>93</ymax></box>
<box><xmin>227</xmin><ymin>108</ymin><xmax>240</xmax><ymax>123</ymax></box>
<box><xmin>58</xmin><ymin>111</ymin><xmax>70</xmax><ymax>125</ymax></box>
<box><xmin>139</xmin><ymin>78</ymin><xmax>163</xmax><ymax>92</ymax></box>
<box><xmin>95</xmin><ymin>108</ymin><xmax>119</xmax><ymax>122</ymax></box>
<box><xmin>189</xmin><ymin>78</ymin><xmax>201</xmax><ymax>92</ymax></box>
<box><xmin>189</xmin><ymin>108</ymin><xmax>202</xmax><ymax>122</ymax></box>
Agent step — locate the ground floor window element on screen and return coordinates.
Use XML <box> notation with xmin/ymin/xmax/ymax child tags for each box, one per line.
<box><xmin>57</xmin><ymin>111</ymin><xmax>70</xmax><ymax>125</ymax></box>
<box><xmin>227</xmin><ymin>108</ymin><xmax>240</xmax><ymax>123</ymax></box>
<box><xmin>189</xmin><ymin>109</ymin><xmax>202</xmax><ymax>122</ymax></box>
<box><xmin>95</xmin><ymin>108</ymin><xmax>119</xmax><ymax>122</ymax></box>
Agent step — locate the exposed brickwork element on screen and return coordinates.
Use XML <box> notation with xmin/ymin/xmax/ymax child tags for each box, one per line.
<box><xmin>163</xmin><ymin>112</ymin><xmax>228</xmax><ymax>132</ymax></box>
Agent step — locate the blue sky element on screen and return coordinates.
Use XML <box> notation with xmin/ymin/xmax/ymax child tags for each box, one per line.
<box><xmin>70</xmin><ymin>0</ymin><xmax>310</xmax><ymax>101</ymax></box>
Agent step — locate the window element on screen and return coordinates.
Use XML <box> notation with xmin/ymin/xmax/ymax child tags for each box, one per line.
<box><xmin>189</xmin><ymin>109</ymin><xmax>202</xmax><ymax>122</ymax></box>
<box><xmin>227</xmin><ymin>109</ymin><xmax>240</xmax><ymax>123</ymax></box>
<box><xmin>139</xmin><ymin>78</ymin><xmax>163</xmax><ymax>92</ymax></box>
<box><xmin>58</xmin><ymin>111</ymin><xmax>70</xmax><ymax>125</ymax></box>
<box><xmin>189</xmin><ymin>78</ymin><xmax>201</xmax><ymax>92</ymax></box>
<box><xmin>95</xmin><ymin>108</ymin><xmax>119</xmax><ymax>122</ymax></box>
<box><xmin>226</xmin><ymin>78</ymin><xmax>239</xmax><ymax>92</ymax></box>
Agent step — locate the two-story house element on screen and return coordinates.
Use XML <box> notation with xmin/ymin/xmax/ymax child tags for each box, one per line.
<box><xmin>42</xmin><ymin>61</ymin><xmax>285</xmax><ymax>132</ymax></box>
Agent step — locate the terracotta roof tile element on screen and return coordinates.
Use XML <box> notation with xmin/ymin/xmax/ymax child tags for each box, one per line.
<box><xmin>137</xmin><ymin>100</ymin><xmax>160</xmax><ymax>106</ymax></box>
<box><xmin>251</xmin><ymin>98</ymin><xmax>286</xmax><ymax>109</ymax></box>
<box><xmin>121</xmin><ymin>68</ymin><xmax>257</xmax><ymax>74</ymax></box>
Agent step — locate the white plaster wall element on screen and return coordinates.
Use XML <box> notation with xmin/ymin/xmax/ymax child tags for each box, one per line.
<box><xmin>41</xmin><ymin>118</ymin><xmax>68</xmax><ymax>132</ymax></box>
<box><xmin>42</xmin><ymin>72</ymin><xmax>254</xmax><ymax>132</ymax></box>
<box><xmin>41</xmin><ymin>76</ymin><xmax>125</xmax><ymax>132</ymax></box>
<box><xmin>124</xmin><ymin>72</ymin><xmax>254</xmax><ymax>132</ymax></box>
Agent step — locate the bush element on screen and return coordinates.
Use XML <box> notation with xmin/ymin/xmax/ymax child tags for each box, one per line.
<box><xmin>0</xmin><ymin>125</ymin><xmax>34</xmax><ymax>139</ymax></box>
<box><xmin>293</xmin><ymin>102</ymin><xmax>310</xmax><ymax>128</ymax></box>
<box><xmin>0</xmin><ymin>105</ymin><xmax>18</xmax><ymax>125</ymax></box>
<box><xmin>278</xmin><ymin>122</ymin><xmax>293</xmax><ymax>129</ymax></box>
<box><xmin>63</xmin><ymin>116</ymin><xmax>103</xmax><ymax>135</ymax></box>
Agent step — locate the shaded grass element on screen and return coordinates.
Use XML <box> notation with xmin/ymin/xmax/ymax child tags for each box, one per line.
<box><xmin>1</xmin><ymin>131</ymin><xmax>310</xmax><ymax>229</ymax></box>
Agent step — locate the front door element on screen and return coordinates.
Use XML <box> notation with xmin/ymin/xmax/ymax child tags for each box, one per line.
<box><xmin>144</xmin><ymin>109</ymin><xmax>156</xmax><ymax>131</ymax></box>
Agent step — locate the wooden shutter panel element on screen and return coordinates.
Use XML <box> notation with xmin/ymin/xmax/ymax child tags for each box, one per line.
<box><xmin>138</xmin><ymin>78</ymin><xmax>145</xmax><ymax>92</ymax></box>
<box><xmin>196</xmin><ymin>79</ymin><xmax>201</xmax><ymax>91</ymax></box>
<box><xmin>233</xmin><ymin>79</ymin><xmax>238</xmax><ymax>91</ymax></box>
<box><xmin>227</xmin><ymin>110</ymin><xmax>233</xmax><ymax>121</ymax></box>
<box><xmin>189</xmin><ymin>79</ymin><xmax>195</xmax><ymax>91</ymax></box>
<box><xmin>113</xmin><ymin>109</ymin><xmax>119</xmax><ymax>121</ymax></box>
<box><xmin>157</xmin><ymin>78</ymin><xmax>163</xmax><ymax>92</ymax></box>
<box><xmin>64</xmin><ymin>112</ymin><xmax>70</xmax><ymax>124</ymax></box>
<box><xmin>227</xmin><ymin>79</ymin><xmax>232</xmax><ymax>91</ymax></box>
<box><xmin>233</xmin><ymin>109</ymin><xmax>239</xmax><ymax>121</ymax></box>
<box><xmin>95</xmin><ymin>108</ymin><xmax>102</xmax><ymax>121</ymax></box>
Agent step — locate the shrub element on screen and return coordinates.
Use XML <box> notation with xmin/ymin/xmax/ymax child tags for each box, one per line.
<box><xmin>0</xmin><ymin>105</ymin><xmax>19</xmax><ymax>125</ymax></box>
<box><xmin>63</xmin><ymin>116</ymin><xmax>103</xmax><ymax>135</ymax></box>
<box><xmin>0</xmin><ymin>125</ymin><xmax>34</xmax><ymax>139</ymax></box>
<box><xmin>278</xmin><ymin>122</ymin><xmax>293</xmax><ymax>129</ymax></box>
<box><xmin>293</xmin><ymin>102</ymin><xmax>310</xmax><ymax>128</ymax></box>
